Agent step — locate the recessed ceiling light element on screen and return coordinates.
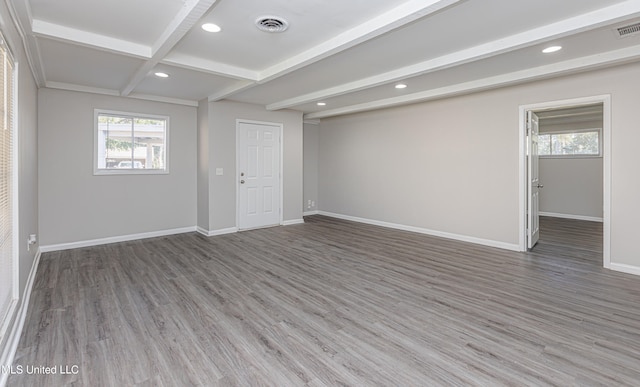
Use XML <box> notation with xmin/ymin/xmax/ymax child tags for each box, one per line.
<box><xmin>395</xmin><ymin>83</ymin><xmax>407</xmax><ymax>89</ymax></box>
<box><xmin>317</xmin><ymin>102</ymin><xmax>326</xmax><ymax>106</ymax></box>
<box><xmin>542</xmin><ymin>45</ymin><xmax>562</xmax><ymax>54</ymax></box>
<box><xmin>154</xmin><ymin>72</ymin><xmax>169</xmax><ymax>78</ymax></box>
<box><xmin>202</xmin><ymin>23</ymin><xmax>221</xmax><ymax>33</ymax></box>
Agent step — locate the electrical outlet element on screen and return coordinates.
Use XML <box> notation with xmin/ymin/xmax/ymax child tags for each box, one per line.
<box><xmin>311</xmin><ymin>201</ymin><xmax>315</xmax><ymax>208</ymax></box>
<box><xmin>27</xmin><ymin>234</ymin><xmax>37</xmax><ymax>251</ymax></box>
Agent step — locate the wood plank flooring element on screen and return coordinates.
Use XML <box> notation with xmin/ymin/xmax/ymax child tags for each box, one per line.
<box><xmin>7</xmin><ymin>215</ymin><xmax>640</xmax><ymax>386</ymax></box>
<box><xmin>537</xmin><ymin>216</ymin><xmax>603</xmax><ymax>259</ymax></box>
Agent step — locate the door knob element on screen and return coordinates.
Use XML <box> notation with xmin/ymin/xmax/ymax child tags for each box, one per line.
<box><xmin>537</xmin><ymin>184</ymin><xmax>544</xmax><ymax>188</ymax></box>
<box><xmin>240</xmin><ymin>180</ymin><xmax>245</xmax><ymax>184</ymax></box>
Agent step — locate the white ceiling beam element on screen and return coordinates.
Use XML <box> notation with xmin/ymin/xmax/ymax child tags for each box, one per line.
<box><xmin>161</xmin><ymin>53</ymin><xmax>258</xmax><ymax>81</ymax></box>
<box><xmin>120</xmin><ymin>0</ymin><xmax>219</xmax><ymax>96</ymax></box>
<box><xmin>31</xmin><ymin>20</ymin><xmax>152</xmax><ymax>58</ymax></box>
<box><xmin>44</xmin><ymin>81</ymin><xmax>198</xmax><ymax>107</ymax></box>
<box><xmin>304</xmin><ymin>45</ymin><xmax>640</xmax><ymax>120</ymax></box>
<box><xmin>207</xmin><ymin>0</ymin><xmax>463</xmax><ymax>101</ymax></box>
<box><xmin>271</xmin><ymin>0</ymin><xmax>640</xmax><ymax>111</ymax></box>
<box><xmin>207</xmin><ymin>80</ymin><xmax>256</xmax><ymax>102</ymax></box>
<box><xmin>128</xmin><ymin>93</ymin><xmax>198</xmax><ymax>107</ymax></box>
<box><xmin>45</xmin><ymin>81</ymin><xmax>120</xmax><ymax>96</ymax></box>
<box><xmin>257</xmin><ymin>0</ymin><xmax>463</xmax><ymax>84</ymax></box>
<box><xmin>5</xmin><ymin>0</ymin><xmax>46</xmax><ymax>86</ymax></box>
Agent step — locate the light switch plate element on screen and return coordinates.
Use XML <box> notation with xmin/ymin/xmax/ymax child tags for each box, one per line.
<box><xmin>215</xmin><ymin>168</ymin><xmax>223</xmax><ymax>176</ymax></box>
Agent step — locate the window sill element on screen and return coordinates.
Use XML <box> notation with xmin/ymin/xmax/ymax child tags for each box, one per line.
<box><xmin>539</xmin><ymin>155</ymin><xmax>602</xmax><ymax>159</ymax></box>
<box><xmin>94</xmin><ymin>169</ymin><xmax>169</xmax><ymax>176</ymax></box>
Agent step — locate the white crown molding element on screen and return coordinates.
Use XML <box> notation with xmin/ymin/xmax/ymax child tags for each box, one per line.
<box><xmin>11</xmin><ymin>0</ymin><xmax>640</xmax><ymax>115</ymax></box>
<box><xmin>128</xmin><ymin>93</ymin><xmax>198</xmax><ymax>107</ymax></box>
<box><xmin>5</xmin><ymin>0</ymin><xmax>46</xmax><ymax>87</ymax></box>
<box><xmin>269</xmin><ymin>1</ymin><xmax>640</xmax><ymax>111</ymax></box>
<box><xmin>304</xmin><ymin>45</ymin><xmax>640</xmax><ymax>119</ymax></box>
<box><xmin>32</xmin><ymin>19</ymin><xmax>152</xmax><ymax>58</ymax></box>
<box><xmin>45</xmin><ymin>81</ymin><xmax>120</xmax><ymax>96</ymax></box>
<box><xmin>44</xmin><ymin>81</ymin><xmax>198</xmax><ymax>106</ymax></box>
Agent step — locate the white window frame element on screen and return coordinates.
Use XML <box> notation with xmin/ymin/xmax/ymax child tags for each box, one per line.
<box><xmin>0</xmin><ymin>30</ymin><xmax>19</xmax><ymax>348</ymax></box>
<box><xmin>539</xmin><ymin>127</ymin><xmax>602</xmax><ymax>158</ymax></box>
<box><xmin>93</xmin><ymin>109</ymin><xmax>170</xmax><ymax>175</ymax></box>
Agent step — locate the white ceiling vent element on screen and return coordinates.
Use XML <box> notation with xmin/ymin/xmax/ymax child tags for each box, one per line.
<box><xmin>615</xmin><ymin>22</ymin><xmax>640</xmax><ymax>38</ymax></box>
<box><xmin>255</xmin><ymin>16</ymin><xmax>289</xmax><ymax>33</ymax></box>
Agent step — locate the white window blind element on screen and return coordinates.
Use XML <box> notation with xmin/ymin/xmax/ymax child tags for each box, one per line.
<box><xmin>0</xmin><ymin>34</ymin><xmax>16</xmax><ymax>342</ymax></box>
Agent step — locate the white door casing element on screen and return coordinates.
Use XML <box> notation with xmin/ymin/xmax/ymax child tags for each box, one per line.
<box><xmin>237</xmin><ymin>120</ymin><xmax>282</xmax><ymax>230</ymax></box>
<box><xmin>527</xmin><ymin>110</ymin><xmax>541</xmax><ymax>249</ymax></box>
<box><xmin>519</xmin><ymin>95</ymin><xmax>610</xmax><ymax>267</ymax></box>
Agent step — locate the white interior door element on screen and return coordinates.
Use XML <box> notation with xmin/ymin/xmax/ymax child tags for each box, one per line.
<box><xmin>237</xmin><ymin>121</ymin><xmax>281</xmax><ymax>230</ymax></box>
<box><xmin>527</xmin><ymin>111</ymin><xmax>541</xmax><ymax>248</ymax></box>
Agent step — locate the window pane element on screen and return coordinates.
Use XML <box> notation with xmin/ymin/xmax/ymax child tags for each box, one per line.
<box><xmin>551</xmin><ymin>131</ymin><xmax>599</xmax><ymax>155</ymax></box>
<box><xmin>96</xmin><ymin>113</ymin><xmax>167</xmax><ymax>172</ymax></box>
<box><xmin>97</xmin><ymin>115</ymin><xmax>133</xmax><ymax>169</ymax></box>
<box><xmin>133</xmin><ymin>118</ymin><xmax>166</xmax><ymax>169</ymax></box>
<box><xmin>538</xmin><ymin>134</ymin><xmax>551</xmax><ymax>155</ymax></box>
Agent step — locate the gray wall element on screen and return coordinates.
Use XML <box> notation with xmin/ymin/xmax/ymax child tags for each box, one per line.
<box><xmin>38</xmin><ymin>89</ymin><xmax>197</xmax><ymax>246</ymax></box>
<box><xmin>317</xmin><ymin>62</ymin><xmax>640</xmax><ymax>269</ymax></box>
<box><xmin>539</xmin><ymin>119</ymin><xmax>603</xmax><ymax>219</ymax></box>
<box><xmin>319</xmin><ymin>91</ymin><xmax>520</xmax><ymax>246</ymax></box>
<box><xmin>303</xmin><ymin>123</ymin><xmax>319</xmax><ymax>213</ymax></box>
<box><xmin>0</xmin><ymin>4</ymin><xmax>39</xmax><ymax>371</ymax></box>
<box><xmin>201</xmin><ymin>100</ymin><xmax>303</xmax><ymax>232</ymax></box>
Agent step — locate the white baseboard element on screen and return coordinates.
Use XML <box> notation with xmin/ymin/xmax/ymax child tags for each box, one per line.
<box><xmin>609</xmin><ymin>262</ymin><xmax>640</xmax><ymax>276</ymax></box>
<box><xmin>197</xmin><ymin>227</ymin><xmax>238</xmax><ymax>237</ymax></box>
<box><xmin>282</xmin><ymin>219</ymin><xmax>305</xmax><ymax>226</ymax></box>
<box><xmin>539</xmin><ymin>212</ymin><xmax>603</xmax><ymax>223</ymax></box>
<box><xmin>198</xmin><ymin>219</ymin><xmax>304</xmax><ymax>235</ymax></box>
<box><xmin>40</xmin><ymin>226</ymin><xmax>197</xmax><ymax>252</ymax></box>
<box><xmin>318</xmin><ymin>211</ymin><xmax>520</xmax><ymax>252</ymax></box>
<box><xmin>303</xmin><ymin>210</ymin><xmax>319</xmax><ymax>216</ymax></box>
<box><xmin>1</xmin><ymin>249</ymin><xmax>41</xmax><ymax>387</ymax></box>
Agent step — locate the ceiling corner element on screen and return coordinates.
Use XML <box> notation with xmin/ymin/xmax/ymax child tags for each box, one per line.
<box><xmin>5</xmin><ymin>0</ymin><xmax>46</xmax><ymax>87</ymax></box>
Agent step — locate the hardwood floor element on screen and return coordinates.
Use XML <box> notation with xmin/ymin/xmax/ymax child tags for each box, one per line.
<box><xmin>537</xmin><ymin>216</ymin><xmax>603</xmax><ymax>259</ymax></box>
<box><xmin>7</xmin><ymin>215</ymin><xmax>640</xmax><ymax>386</ymax></box>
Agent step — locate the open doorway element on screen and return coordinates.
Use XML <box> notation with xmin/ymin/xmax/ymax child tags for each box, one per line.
<box><xmin>519</xmin><ymin>95</ymin><xmax>611</xmax><ymax>268</ymax></box>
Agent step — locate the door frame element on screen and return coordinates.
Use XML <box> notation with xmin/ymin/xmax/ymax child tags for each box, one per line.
<box><xmin>518</xmin><ymin>95</ymin><xmax>611</xmax><ymax>268</ymax></box>
<box><xmin>527</xmin><ymin>111</ymin><xmax>541</xmax><ymax>249</ymax></box>
<box><xmin>235</xmin><ymin>119</ymin><xmax>284</xmax><ymax>230</ymax></box>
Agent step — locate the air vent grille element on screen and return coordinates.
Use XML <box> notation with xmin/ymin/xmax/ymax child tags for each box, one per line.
<box><xmin>256</xmin><ymin>16</ymin><xmax>289</xmax><ymax>33</ymax></box>
<box><xmin>616</xmin><ymin>22</ymin><xmax>640</xmax><ymax>38</ymax></box>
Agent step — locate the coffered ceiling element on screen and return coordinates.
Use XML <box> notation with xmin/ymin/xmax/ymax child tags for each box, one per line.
<box><xmin>5</xmin><ymin>0</ymin><xmax>640</xmax><ymax>119</ymax></box>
